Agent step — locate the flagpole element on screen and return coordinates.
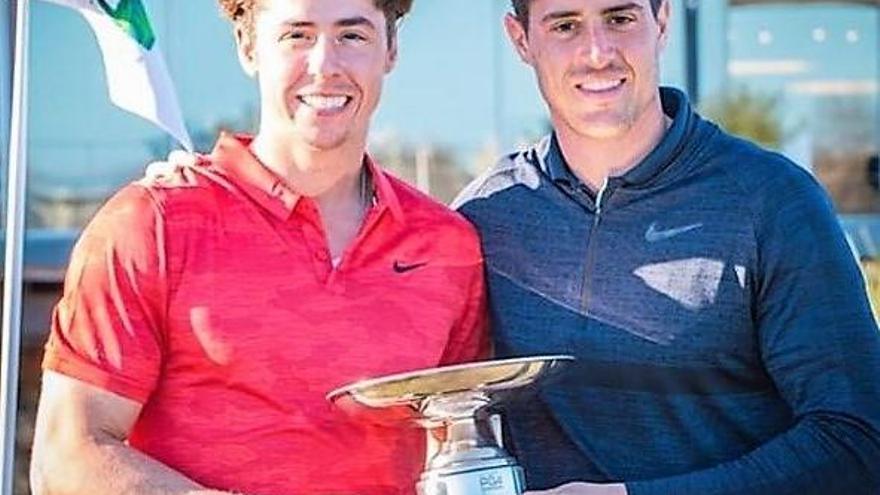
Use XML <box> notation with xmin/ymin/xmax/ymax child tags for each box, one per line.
<box><xmin>1</xmin><ymin>0</ymin><xmax>30</xmax><ymax>493</ymax></box>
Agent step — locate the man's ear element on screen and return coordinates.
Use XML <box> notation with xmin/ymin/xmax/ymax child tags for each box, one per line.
<box><xmin>656</xmin><ymin>0</ymin><xmax>672</xmax><ymax>51</ymax></box>
<box><xmin>235</xmin><ymin>25</ymin><xmax>258</xmax><ymax>77</ymax></box>
<box><xmin>504</xmin><ymin>13</ymin><xmax>533</xmax><ymax>65</ymax></box>
<box><xmin>384</xmin><ymin>31</ymin><xmax>399</xmax><ymax>73</ymax></box>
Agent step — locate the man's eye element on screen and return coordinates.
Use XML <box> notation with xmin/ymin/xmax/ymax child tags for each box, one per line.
<box><xmin>341</xmin><ymin>31</ymin><xmax>369</xmax><ymax>43</ymax></box>
<box><xmin>551</xmin><ymin>21</ymin><xmax>578</xmax><ymax>34</ymax></box>
<box><xmin>280</xmin><ymin>31</ymin><xmax>310</xmax><ymax>43</ymax></box>
<box><xmin>607</xmin><ymin>14</ymin><xmax>636</xmax><ymax>26</ymax></box>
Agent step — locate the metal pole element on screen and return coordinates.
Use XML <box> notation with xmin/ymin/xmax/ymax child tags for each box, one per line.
<box><xmin>1</xmin><ymin>1</ymin><xmax>30</xmax><ymax>493</ymax></box>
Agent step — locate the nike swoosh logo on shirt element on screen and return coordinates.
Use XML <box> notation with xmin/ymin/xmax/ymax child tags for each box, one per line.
<box><xmin>393</xmin><ymin>261</ymin><xmax>428</xmax><ymax>273</ymax></box>
<box><xmin>644</xmin><ymin>222</ymin><xmax>704</xmax><ymax>242</ymax></box>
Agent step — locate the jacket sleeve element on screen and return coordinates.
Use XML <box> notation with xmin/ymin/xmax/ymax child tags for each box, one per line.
<box><xmin>627</xmin><ymin>166</ymin><xmax>880</xmax><ymax>495</ymax></box>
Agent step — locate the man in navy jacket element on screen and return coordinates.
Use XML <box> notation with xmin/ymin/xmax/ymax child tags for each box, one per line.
<box><xmin>454</xmin><ymin>0</ymin><xmax>880</xmax><ymax>494</ymax></box>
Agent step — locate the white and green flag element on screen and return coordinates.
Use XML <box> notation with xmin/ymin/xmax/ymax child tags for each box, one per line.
<box><xmin>41</xmin><ymin>0</ymin><xmax>193</xmax><ymax>150</ymax></box>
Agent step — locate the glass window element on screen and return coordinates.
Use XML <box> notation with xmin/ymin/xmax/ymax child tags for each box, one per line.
<box><xmin>699</xmin><ymin>1</ymin><xmax>879</xmax><ymax>315</ymax></box>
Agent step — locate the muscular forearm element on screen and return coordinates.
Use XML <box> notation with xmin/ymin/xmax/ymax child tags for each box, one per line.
<box><xmin>31</xmin><ymin>433</ymin><xmax>238</xmax><ymax>495</ymax></box>
<box><xmin>31</xmin><ymin>372</ymin><xmax>241</xmax><ymax>495</ymax></box>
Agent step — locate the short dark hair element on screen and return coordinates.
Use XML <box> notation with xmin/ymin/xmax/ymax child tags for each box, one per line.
<box><xmin>219</xmin><ymin>0</ymin><xmax>413</xmax><ymax>46</ymax></box>
<box><xmin>511</xmin><ymin>0</ymin><xmax>663</xmax><ymax>28</ymax></box>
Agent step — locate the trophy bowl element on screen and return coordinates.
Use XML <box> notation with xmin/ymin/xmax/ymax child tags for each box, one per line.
<box><xmin>326</xmin><ymin>355</ymin><xmax>574</xmax><ymax>495</ymax></box>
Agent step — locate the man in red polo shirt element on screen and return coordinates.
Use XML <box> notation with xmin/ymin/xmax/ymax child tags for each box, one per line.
<box><xmin>30</xmin><ymin>0</ymin><xmax>488</xmax><ymax>494</ymax></box>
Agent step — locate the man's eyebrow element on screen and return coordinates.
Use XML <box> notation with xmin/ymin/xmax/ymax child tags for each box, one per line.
<box><xmin>279</xmin><ymin>17</ymin><xmax>377</xmax><ymax>30</ymax></box>
<box><xmin>602</xmin><ymin>3</ymin><xmax>645</xmax><ymax>15</ymax></box>
<box><xmin>336</xmin><ymin>16</ymin><xmax>377</xmax><ymax>30</ymax></box>
<box><xmin>540</xmin><ymin>10</ymin><xmax>581</xmax><ymax>25</ymax></box>
<box><xmin>540</xmin><ymin>3</ymin><xmax>645</xmax><ymax>24</ymax></box>
<box><xmin>281</xmin><ymin>20</ymin><xmax>314</xmax><ymax>29</ymax></box>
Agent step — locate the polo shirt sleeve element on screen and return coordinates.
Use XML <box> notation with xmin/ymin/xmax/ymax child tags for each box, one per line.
<box><xmin>42</xmin><ymin>184</ymin><xmax>167</xmax><ymax>404</ymax></box>
<box><xmin>627</xmin><ymin>167</ymin><xmax>880</xmax><ymax>495</ymax></box>
<box><xmin>439</xmin><ymin>241</ymin><xmax>491</xmax><ymax>366</ymax></box>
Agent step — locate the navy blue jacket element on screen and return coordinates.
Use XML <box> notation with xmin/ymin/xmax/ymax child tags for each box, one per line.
<box><xmin>454</xmin><ymin>88</ymin><xmax>880</xmax><ymax>495</ymax></box>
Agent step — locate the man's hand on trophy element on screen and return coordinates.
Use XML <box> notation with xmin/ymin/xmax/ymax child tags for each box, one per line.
<box><xmin>144</xmin><ymin>149</ymin><xmax>202</xmax><ymax>179</ymax></box>
<box><xmin>525</xmin><ymin>482</ymin><xmax>628</xmax><ymax>495</ymax></box>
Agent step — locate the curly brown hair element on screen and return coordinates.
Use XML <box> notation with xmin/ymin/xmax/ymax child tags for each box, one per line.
<box><xmin>218</xmin><ymin>0</ymin><xmax>413</xmax><ymax>44</ymax></box>
<box><xmin>511</xmin><ymin>0</ymin><xmax>663</xmax><ymax>30</ymax></box>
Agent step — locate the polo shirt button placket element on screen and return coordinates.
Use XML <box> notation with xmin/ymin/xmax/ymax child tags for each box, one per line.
<box><xmin>308</xmin><ymin>248</ymin><xmax>331</xmax><ymax>282</ymax></box>
<box><xmin>325</xmin><ymin>260</ymin><xmax>345</xmax><ymax>294</ymax></box>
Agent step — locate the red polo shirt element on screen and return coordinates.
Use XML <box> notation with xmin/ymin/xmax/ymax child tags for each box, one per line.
<box><xmin>43</xmin><ymin>133</ymin><xmax>489</xmax><ymax>495</ymax></box>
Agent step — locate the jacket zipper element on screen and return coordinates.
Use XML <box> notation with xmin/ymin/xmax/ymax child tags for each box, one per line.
<box><xmin>581</xmin><ymin>178</ymin><xmax>609</xmax><ymax>314</ymax></box>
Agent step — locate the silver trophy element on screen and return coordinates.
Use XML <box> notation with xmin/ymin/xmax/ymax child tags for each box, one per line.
<box><xmin>326</xmin><ymin>355</ymin><xmax>574</xmax><ymax>495</ymax></box>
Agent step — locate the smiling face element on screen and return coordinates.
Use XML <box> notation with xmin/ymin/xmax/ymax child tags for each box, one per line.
<box><xmin>505</xmin><ymin>0</ymin><xmax>670</xmax><ymax>140</ymax></box>
<box><xmin>237</xmin><ymin>0</ymin><xmax>397</xmax><ymax>151</ymax></box>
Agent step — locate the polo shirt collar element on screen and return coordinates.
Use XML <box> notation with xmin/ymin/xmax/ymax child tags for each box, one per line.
<box><xmin>209</xmin><ymin>132</ymin><xmax>405</xmax><ymax>223</ymax></box>
<box><xmin>620</xmin><ymin>86</ymin><xmax>694</xmax><ymax>187</ymax></box>
<box><xmin>545</xmin><ymin>86</ymin><xmax>695</xmax><ymax>189</ymax></box>
<box><xmin>367</xmin><ymin>153</ymin><xmax>406</xmax><ymax>223</ymax></box>
<box><xmin>546</xmin><ymin>132</ymin><xmax>572</xmax><ymax>185</ymax></box>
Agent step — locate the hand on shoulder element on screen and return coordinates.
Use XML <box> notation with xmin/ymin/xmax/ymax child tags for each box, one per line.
<box><xmin>144</xmin><ymin>149</ymin><xmax>203</xmax><ymax>180</ymax></box>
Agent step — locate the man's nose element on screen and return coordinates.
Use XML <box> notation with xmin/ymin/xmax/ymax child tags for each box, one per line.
<box><xmin>580</xmin><ymin>22</ymin><xmax>614</xmax><ymax>67</ymax></box>
<box><xmin>307</xmin><ymin>35</ymin><xmax>342</xmax><ymax>78</ymax></box>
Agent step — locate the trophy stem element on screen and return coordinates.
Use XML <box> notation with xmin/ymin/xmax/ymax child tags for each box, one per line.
<box><xmin>427</xmin><ymin>415</ymin><xmax>513</xmax><ymax>471</ymax></box>
<box><xmin>420</xmin><ymin>414</ymin><xmax>524</xmax><ymax>495</ymax></box>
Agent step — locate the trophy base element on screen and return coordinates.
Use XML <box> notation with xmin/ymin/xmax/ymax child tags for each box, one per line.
<box><xmin>417</xmin><ymin>460</ymin><xmax>525</xmax><ymax>495</ymax></box>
